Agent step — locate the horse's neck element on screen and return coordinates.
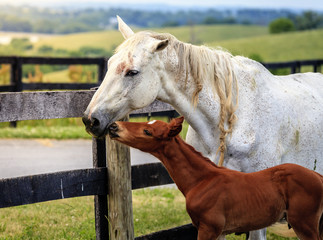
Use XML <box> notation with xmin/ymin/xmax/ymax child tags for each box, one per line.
<box><xmin>157</xmin><ymin>57</ymin><xmax>221</xmax><ymax>156</ymax></box>
<box><xmin>151</xmin><ymin>136</ymin><xmax>219</xmax><ymax>196</ymax></box>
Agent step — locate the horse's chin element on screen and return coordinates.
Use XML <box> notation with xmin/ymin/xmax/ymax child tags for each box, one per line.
<box><xmin>85</xmin><ymin>125</ymin><xmax>110</xmax><ymax>139</ymax></box>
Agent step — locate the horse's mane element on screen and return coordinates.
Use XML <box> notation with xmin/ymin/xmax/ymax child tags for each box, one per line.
<box><xmin>116</xmin><ymin>31</ymin><xmax>239</xmax><ymax>164</ymax></box>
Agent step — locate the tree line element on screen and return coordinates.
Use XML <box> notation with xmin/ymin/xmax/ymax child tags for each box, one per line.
<box><xmin>0</xmin><ymin>5</ymin><xmax>322</xmax><ymax>34</ymax></box>
<box><xmin>269</xmin><ymin>11</ymin><xmax>323</xmax><ymax>33</ymax></box>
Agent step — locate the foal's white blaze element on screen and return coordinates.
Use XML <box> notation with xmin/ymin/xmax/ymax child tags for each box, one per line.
<box><xmin>148</xmin><ymin>120</ymin><xmax>157</xmax><ymax>125</ymax></box>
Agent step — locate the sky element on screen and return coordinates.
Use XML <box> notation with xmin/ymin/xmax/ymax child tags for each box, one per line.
<box><xmin>0</xmin><ymin>0</ymin><xmax>322</xmax><ymax>11</ymax></box>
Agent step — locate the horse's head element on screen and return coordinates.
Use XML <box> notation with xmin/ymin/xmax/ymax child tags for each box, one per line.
<box><xmin>108</xmin><ymin>117</ymin><xmax>184</xmax><ymax>152</ymax></box>
<box><xmin>83</xmin><ymin>16</ymin><xmax>170</xmax><ymax>138</ymax></box>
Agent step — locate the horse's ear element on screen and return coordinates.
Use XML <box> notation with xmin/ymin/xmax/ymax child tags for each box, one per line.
<box><xmin>168</xmin><ymin>117</ymin><xmax>184</xmax><ymax>138</ymax></box>
<box><xmin>117</xmin><ymin>15</ymin><xmax>134</xmax><ymax>39</ymax></box>
<box><xmin>150</xmin><ymin>39</ymin><xmax>169</xmax><ymax>53</ymax></box>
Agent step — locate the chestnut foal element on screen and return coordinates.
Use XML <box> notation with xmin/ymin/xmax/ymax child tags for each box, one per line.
<box><xmin>108</xmin><ymin>117</ymin><xmax>323</xmax><ymax>240</ymax></box>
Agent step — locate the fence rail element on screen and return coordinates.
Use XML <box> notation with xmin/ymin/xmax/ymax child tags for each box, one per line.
<box><xmin>0</xmin><ymin>56</ymin><xmax>107</xmax><ymax>92</ymax></box>
<box><xmin>263</xmin><ymin>59</ymin><xmax>323</xmax><ymax>74</ymax></box>
<box><xmin>0</xmin><ymin>56</ymin><xmax>322</xmax><ymax>94</ymax></box>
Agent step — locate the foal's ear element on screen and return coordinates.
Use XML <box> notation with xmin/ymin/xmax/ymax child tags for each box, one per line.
<box><xmin>168</xmin><ymin>117</ymin><xmax>184</xmax><ymax>138</ymax></box>
<box><xmin>117</xmin><ymin>15</ymin><xmax>134</xmax><ymax>39</ymax></box>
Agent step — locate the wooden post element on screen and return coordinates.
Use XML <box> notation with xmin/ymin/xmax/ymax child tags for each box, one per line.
<box><xmin>92</xmin><ymin>138</ymin><xmax>109</xmax><ymax>240</ymax></box>
<box><xmin>106</xmin><ymin>116</ymin><xmax>134</xmax><ymax>240</ymax></box>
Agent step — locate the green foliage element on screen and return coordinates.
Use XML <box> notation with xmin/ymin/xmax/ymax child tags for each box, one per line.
<box><xmin>294</xmin><ymin>11</ymin><xmax>323</xmax><ymax>30</ymax></box>
<box><xmin>162</xmin><ymin>21</ymin><xmax>180</xmax><ymax>27</ymax></box>
<box><xmin>269</xmin><ymin>18</ymin><xmax>295</xmax><ymax>34</ymax></box>
<box><xmin>248</xmin><ymin>53</ymin><xmax>264</xmax><ymax>62</ymax></box>
<box><xmin>0</xmin><ymin>5</ymin><xmax>321</xmax><ymax>34</ymax></box>
<box><xmin>10</xmin><ymin>38</ymin><xmax>33</xmax><ymax>51</ymax></box>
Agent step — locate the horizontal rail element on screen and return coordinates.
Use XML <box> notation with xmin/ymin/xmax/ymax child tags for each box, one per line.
<box><xmin>0</xmin><ymin>90</ymin><xmax>95</xmax><ymax>122</ymax></box>
<box><xmin>22</xmin><ymin>83</ymin><xmax>98</xmax><ymax>91</ymax></box>
<box><xmin>131</xmin><ymin>163</ymin><xmax>174</xmax><ymax>190</ymax></box>
<box><xmin>0</xmin><ymin>56</ymin><xmax>106</xmax><ymax>65</ymax></box>
<box><xmin>0</xmin><ymin>168</ymin><xmax>108</xmax><ymax>208</ymax></box>
<box><xmin>135</xmin><ymin>224</ymin><xmax>197</xmax><ymax>240</ymax></box>
<box><xmin>0</xmin><ymin>90</ymin><xmax>174</xmax><ymax>122</ymax></box>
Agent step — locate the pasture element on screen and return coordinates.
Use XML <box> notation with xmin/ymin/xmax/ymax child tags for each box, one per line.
<box><xmin>31</xmin><ymin>25</ymin><xmax>323</xmax><ymax>63</ymax></box>
<box><xmin>210</xmin><ymin>28</ymin><xmax>323</xmax><ymax>62</ymax></box>
<box><xmin>33</xmin><ymin>24</ymin><xmax>268</xmax><ymax>52</ymax></box>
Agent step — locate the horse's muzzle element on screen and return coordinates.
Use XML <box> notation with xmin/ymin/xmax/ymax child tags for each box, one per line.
<box><xmin>82</xmin><ymin>113</ymin><xmax>109</xmax><ymax>138</ymax></box>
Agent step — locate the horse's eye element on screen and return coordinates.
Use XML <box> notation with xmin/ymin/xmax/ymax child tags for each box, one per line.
<box><xmin>144</xmin><ymin>129</ymin><xmax>152</xmax><ymax>136</ymax></box>
<box><xmin>125</xmin><ymin>70</ymin><xmax>139</xmax><ymax>77</ymax></box>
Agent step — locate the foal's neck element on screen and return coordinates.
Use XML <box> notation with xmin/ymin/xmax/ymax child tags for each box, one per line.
<box><xmin>151</xmin><ymin>136</ymin><xmax>220</xmax><ymax>196</ymax></box>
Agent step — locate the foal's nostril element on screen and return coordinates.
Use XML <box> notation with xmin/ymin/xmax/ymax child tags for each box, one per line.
<box><xmin>109</xmin><ymin>123</ymin><xmax>118</xmax><ymax>131</ymax></box>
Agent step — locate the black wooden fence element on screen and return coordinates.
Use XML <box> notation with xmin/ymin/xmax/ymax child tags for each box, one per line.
<box><xmin>0</xmin><ymin>90</ymin><xmax>197</xmax><ymax>240</ymax></box>
<box><xmin>0</xmin><ymin>56</ymin><xmax>107</xmax><ymax>92</ymax></box>
<box><xmin>0</xmin><ymin>56</ymin><xmax>322</xmax><ymax>94</ymax></box>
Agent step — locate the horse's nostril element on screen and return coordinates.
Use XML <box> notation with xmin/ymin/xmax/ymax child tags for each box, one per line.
<box><xmin>92</xmin><ymin>118</ymin><xmax>100</xmax><ymax>127</ymax></box>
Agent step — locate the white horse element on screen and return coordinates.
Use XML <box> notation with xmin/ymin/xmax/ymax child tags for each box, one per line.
<box><xmin>83</xmin><ymin>16</ymin><xmax>323</xmax><ymax>239</ymax></box>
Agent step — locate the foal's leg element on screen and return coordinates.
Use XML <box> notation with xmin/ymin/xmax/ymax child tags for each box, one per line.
<box><xmin>288</xmin><ymin>213</ymin><xmax>320</xmax><ymax>240</ymax></box>
<box><xmin>198</xmin><ymin>223</ymin><xmax>222</xmax><ymax>240</ymax></box>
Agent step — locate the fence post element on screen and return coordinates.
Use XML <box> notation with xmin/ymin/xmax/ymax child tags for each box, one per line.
<box><xmin>93</xmin><ymin>138</ymin><xmax>109</xmax><ymax>240</ymax></box>
<box><xmin>106</xmin><ymin>115</ymin><xmax>134</xmax><ymax>240</ymax></box>
<box><xmin>9</xmin><ymin>57</ymin><xmax>22</xmax><ymax>128</ymax></box>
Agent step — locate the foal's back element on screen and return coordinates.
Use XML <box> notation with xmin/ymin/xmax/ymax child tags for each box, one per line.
<box><xmin>186</xmin><ymin>163</ymin><xmax>323</xmax><ymax>237</ymax></box>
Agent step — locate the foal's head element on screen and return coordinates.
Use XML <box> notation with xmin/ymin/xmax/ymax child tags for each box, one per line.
<box><xmin>108</xmin><ymin>117</ymin><xmax>184</xmax><ymax>152</ymax></box>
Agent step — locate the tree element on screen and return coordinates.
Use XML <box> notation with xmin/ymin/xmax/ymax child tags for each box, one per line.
<box><xmin>269</xmin><ymin>18</ymin><xmax>295</xmax><ymax>34</ymax></box>
<box><xmin>295</xmin><ymin>11</ymin><xmax>323</xmax><ymax>30</ymax></box>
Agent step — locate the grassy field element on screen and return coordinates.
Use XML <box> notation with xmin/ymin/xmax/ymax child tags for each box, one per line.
<box><xmin>0</xmin><ymin>116</ymin><xmax>189</xmax><ymax>139</ymax></box>
<box><xmin>0</xmin><ymin>188</ymin><xmax>297</xmax><ymax>240</ymax></box>
<box><xmin>209</xmin><ymin>28</ymin><xmax>323</xmax><ymax>62</ymax></box>
<box><xmin>33</xmin><ymin>24</ymin><xmax>268</xmax><ymax>52</ymax></box>
<box><xmin>32</xmin><ymin>25</ymin><xmax>323</xmax><ymax>63</ymax></box>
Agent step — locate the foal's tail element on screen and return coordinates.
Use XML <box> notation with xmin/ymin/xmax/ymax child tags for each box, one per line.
<box><xmin>319</xmin><ymin>213</ymin><xmax>323</xmax><ymax>240</ymax></box>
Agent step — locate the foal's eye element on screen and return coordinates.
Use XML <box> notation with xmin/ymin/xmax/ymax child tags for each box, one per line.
<box><xmin>144</xmin><ymin>129</ymin><xmax>152</xmax><ymax>136</ymax></box>
<box><xmin>125</xmin><ymin>70</ymin><xmax>139</xmax><ymax>77</ymax></box>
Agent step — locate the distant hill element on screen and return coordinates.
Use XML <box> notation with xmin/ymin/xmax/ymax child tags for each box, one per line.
<box><xmin>34</xmin><ymin>24</ymin><xmax>268</xmax><ymax>51</ymax></box>
<box><xmin>32</xmin><ymin>25</ymin><xmax>323</xmax><ymax>63</ymax></box>
<box><xmin>209</xmin><ymin>28</ymin><xmax>323</xmax><ymax>62</ymax></box>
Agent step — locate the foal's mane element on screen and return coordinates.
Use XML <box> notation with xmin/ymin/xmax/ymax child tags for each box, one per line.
<box><xmin>117</xmin><ymin>31</ymin><xmax>239</xmax><ymax>164</ymax></box>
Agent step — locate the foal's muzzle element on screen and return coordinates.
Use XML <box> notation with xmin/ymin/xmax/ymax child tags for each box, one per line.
<box><xmin>107</xmin><ymin>123</ymin><xmax>119</xmax><ymax>139</ymax></box>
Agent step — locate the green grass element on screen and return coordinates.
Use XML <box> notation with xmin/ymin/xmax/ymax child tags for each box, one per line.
<box><xmin>209</xmin><ymin>29</ymin><xmax>323</xmax><ymax>62</ymax></box>
<box><xmin>0</xmin><ymin>116</ymin><xmax>188</xmax><ymax>139</ymax></box>
<box><xmin>0</xmin><ymin>188</ymin><xmax>296</xmax><ymax>239</ymax></box>
<box><xmin>32</xmin><ymin>24</ymin><xmax>323</xmax><ymax>63</ymax></box>
<box><xmin>0</xmin><ymin>118</ymin><xmax>91</xmax><ymax>139</ymax></box>
<box><xmin>33</xmin><ymin>24</ymin><xmax>268</xmax><ymax>52</ymax></box>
